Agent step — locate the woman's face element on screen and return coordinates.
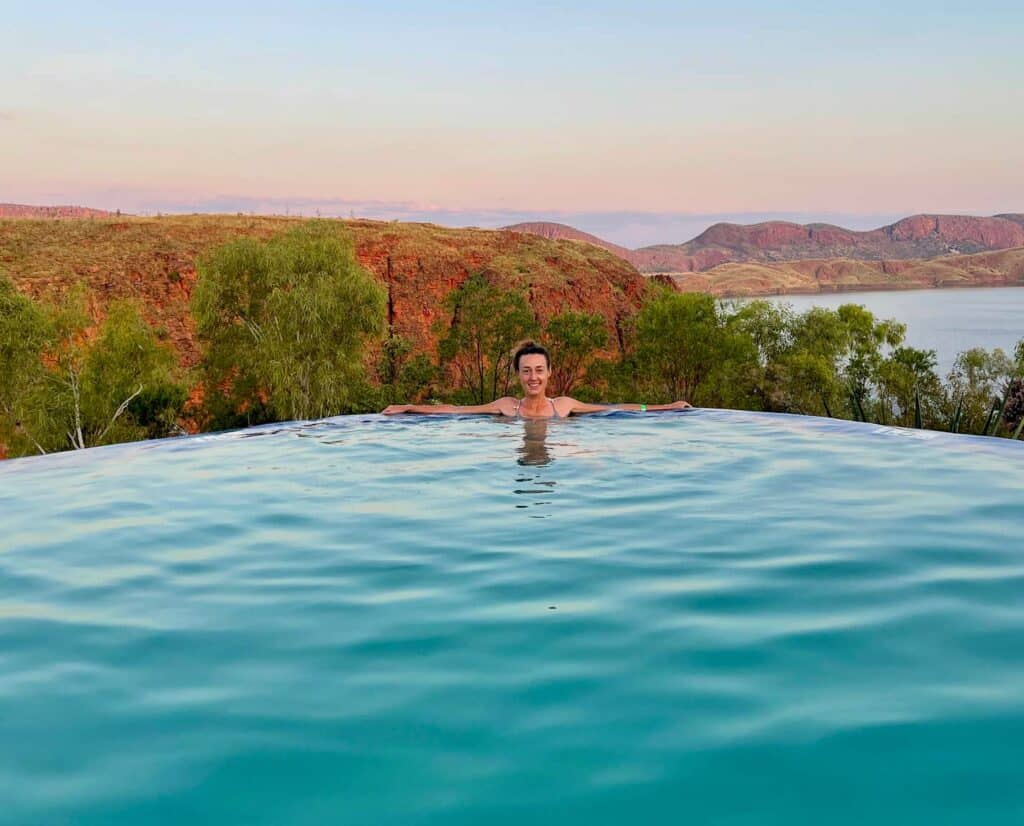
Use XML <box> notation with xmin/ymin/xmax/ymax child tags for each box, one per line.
<box><xmin>518</xmin><ymin>353</ymin><xmax>550</xmax><ymax>398</ymax></box>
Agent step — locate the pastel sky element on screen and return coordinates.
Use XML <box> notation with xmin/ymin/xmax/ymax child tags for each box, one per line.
<box><xmin>2</xmin><ymin>1</ymin><xmax>1022</xmax><ymax>246</ymax></box>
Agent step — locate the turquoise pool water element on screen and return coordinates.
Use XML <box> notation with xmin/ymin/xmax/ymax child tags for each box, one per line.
<box><xmin>2</xmin><ymin>410</ymin><xmax>1023</xmax><ymax>824</ymax></box>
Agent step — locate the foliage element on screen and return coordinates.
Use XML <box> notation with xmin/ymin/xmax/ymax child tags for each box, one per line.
<box><xmin>837</xmin><ymin>304</ymin><xmax>905</xmax><ymax>402</ymax></box>
<box><xmin>1</xmin><ymin>276</ymin><xmax>185</xmax><ymax>456</ymax></box>
<box><xmin>945</xmin><ymin>347</ymin><xmax>1016</xmax><ymax>435</ymax></box>
<box><xmin>607</xmin><ymin>294</ymin><xmax>914</xmax><ymax>417</ymax></box>
<box><xmin>436</xmin><ymin>272</ymin><xmax>537</xmax><ymax>403</ymax></box>
<box><xmin>632</xmin><ymin>290</ymin><xmax>743</xmax><ymax>404</ymax></box>
<box><xmin>192</xmin><ymin>222</ymin><xmax>386</xmax><ymax>426</ymax></box>
<box><xmin>0</xmin><ymin>274</ymin><xmax>53</xmax><ymax>454</ymax></box>
<box><xmin>875</xmin><ymin>346</ymin><xmax>944</xmax><ymax>428</ymax></box>
<box><xmin>375</xmin><ymin>334</ymin><xmax>439</xmax><ymax>406</ymax></box>
<box><xmin>73</xmin><ymin>301</ymin><xmax>186</xmax><ymax>443</ymax></box>
<box><xmin>9</xmin><ymin>233</ymin><xmax>1024</xmax><ymax>455</ymax></box>
<box><xmin>756</xmin><ymin>304</ymin><xmax>907</xmax><ymax>420</ymax></box>
<box><xmin>544</xmin><ymin>310</ymin><xmax>609</xmax><ymax>396</ymax></box>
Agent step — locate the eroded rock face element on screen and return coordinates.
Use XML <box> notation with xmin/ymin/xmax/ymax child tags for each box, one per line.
<box><xmin>351</xmin><ymin>222</ymin><xmax>646</xmax><ymax>363</ymax></box>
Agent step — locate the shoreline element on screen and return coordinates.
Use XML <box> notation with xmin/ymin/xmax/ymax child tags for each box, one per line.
<box><xmin>648</xmin><ymin>274</ymin><xmax>1024</xmax><ymax>300</ymax></box>
<box><xmin>724</xmin><ymin>280</ymin><xmax>1024</xmax><ymax>299</ymax></box>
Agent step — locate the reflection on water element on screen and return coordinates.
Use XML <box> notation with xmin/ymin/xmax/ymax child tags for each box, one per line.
<box><xmin>514</xmin><ymin>419</ymin><xmax>556</xmax><ymax>517</ymax></box>
<box><xmin>517</xmin><ymin>418</ymin><xmax>553</xmax><ymax>467</ymax></box>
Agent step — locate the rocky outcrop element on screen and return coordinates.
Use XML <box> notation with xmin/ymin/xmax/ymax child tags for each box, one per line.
<box><xmin>0</xmin><ymin>203</ymin><xmax>118</xmax><ymax>219</ymax></box>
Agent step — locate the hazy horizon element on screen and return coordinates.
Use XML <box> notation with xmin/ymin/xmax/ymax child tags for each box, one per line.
<box><xmin>3</xmin><ymin>1</ymin><xmax>1022</xmax><ymax>246</ymax></box>
<box><xmin>2</xmin><ymin>192</ymin><xmax>921</xmax><ymax>247</ymax></box>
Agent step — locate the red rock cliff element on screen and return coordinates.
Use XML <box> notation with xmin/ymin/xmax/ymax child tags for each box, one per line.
<box><xmin>0</xmin><ymin>215</ymin><xmax>649</xmax><ymax>370</ymax></box>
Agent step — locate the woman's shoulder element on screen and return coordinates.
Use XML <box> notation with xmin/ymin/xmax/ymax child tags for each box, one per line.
<box><xmin>551</xmin><ymin>396</ymin><xmax>575</xmax><ymax>415</ymax></box>
<box><xmin>493</xmin><ymin>396</ymin><xmax>519</xmax><ymax>414</ymax></box>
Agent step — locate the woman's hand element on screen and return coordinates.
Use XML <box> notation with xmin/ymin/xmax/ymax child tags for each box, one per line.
<box><xmin>381</xmin><ymin>404</ymin><xmax>411</xmax><ymax>415</ymax></box>
<box><xmin>668</xmin><ymin>400</ymin><xmax>692</xmax><ymax>409</ymax></box>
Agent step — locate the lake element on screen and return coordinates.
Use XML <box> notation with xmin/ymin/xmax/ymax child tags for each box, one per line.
<box><xmin>760</xmin><ymin>286</ymin><xmax>1024</xmax><ymax>376</ymax></box>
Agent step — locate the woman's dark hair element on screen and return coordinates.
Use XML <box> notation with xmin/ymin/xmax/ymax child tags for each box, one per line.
<box><xmin>513</xmin><ymin>341</ymin><xmax>550</xmax><ymax>371</ymax></box>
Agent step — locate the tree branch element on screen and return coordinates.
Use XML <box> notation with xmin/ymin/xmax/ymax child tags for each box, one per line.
<box><xmin>94</xmin><ymin>384</ymin><xmax>144</xmax><ymax>445</ymax></box>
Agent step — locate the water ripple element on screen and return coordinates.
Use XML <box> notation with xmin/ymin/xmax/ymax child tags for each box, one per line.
<box><xmin>1</xmin><ymin>410</ymin><xmax>1023</xmax><ymax>824</ymax></box>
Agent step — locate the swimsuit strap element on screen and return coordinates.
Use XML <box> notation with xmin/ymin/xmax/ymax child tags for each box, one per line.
<box><xmin>515</xmin><ymin>397</ymin><xmax>559</xmax><ymax>418</ymax></box>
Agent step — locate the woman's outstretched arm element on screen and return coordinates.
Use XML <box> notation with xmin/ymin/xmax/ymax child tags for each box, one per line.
<box><xmin>382</xmin><ymin>398</ymin><xmax>516</xmax><ymax>416</ymax></box>
<box><xmin>553</xmin><ymin>398</ymin><xmax>692</xmax><ymax>416</ymax></box>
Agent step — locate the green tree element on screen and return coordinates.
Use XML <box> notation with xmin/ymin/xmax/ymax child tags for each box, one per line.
<box><xmin>876</xmin><ymin>346</ymin><xmax>944</xmax><ymax>428</ymax></box>
<box><xmin>2</xmin><ymin>278</ymin><xmax>185</xmax><ymax>456</ymax></box>
<box><xmin>436</xmin><ymin>273</ymin><xmax>537</xmax><ymax>403</ymax></box>
<box><xmin>614</xmin><ymin>292</ymin><xmax>761</xmax><ymax>409</ymax></box>
<box><xmin>946</xmin><ymin>347</ymin><xmax>1016</xmax><ymax>434</ymax></box>
<box><xmin>633</xmin><ymin>291</ymin><xmax>718</xmax><ymax>403</ymax></box>
<box><xmin>769</xmin><ymin>305</ymin><xmax>906</xmax><ymax>421</ymax></box>
<box><xmin>375</xmin><ymin>334</ymin><xmax>439</xmax><ymax>406</ymax></box>
<box><xmin>0</xmin><ymin>274</ymin><xmax>52</xmax><ymax>455</ymax></box>
<box><xmin>544</xmin><ymin>310</ymin><xmax>609</xmax><ymax>396</ymax></box>
<box><xmin>54</xmin><ymin>300</ymin><xmax>186</xmax><ymax>449</ymax></box>
<box><xmin>716</xmin><ymin>300</ymin><xmax>791</xmax><ymax>411</ymax></box>
<box><xmin>837</xmin><ymin>304</ymin><xmax>905</xmax><ymax>405</ymax></box>
<box><xmin>192</xmin><ymin>222</ymin><xmax>386</xmax><ymax>426</ymax></box>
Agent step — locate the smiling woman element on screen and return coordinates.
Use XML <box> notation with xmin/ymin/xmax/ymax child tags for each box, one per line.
<box><xmin>381</xmin><ymin>340</ymin><xmax>691</xmax><ymax>418</ymax></box>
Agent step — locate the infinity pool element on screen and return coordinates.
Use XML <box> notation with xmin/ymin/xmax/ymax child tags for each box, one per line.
<box><xmin>2</xmin><ymin>410</ymin><xmax>1023</xmax><ymax>824</ymax></box>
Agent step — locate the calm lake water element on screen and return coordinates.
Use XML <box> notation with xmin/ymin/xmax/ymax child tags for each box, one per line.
<box><xmin>761</xmin><ymin>286</ymin><xmax>1024</xmax><ymax>376</ymax></box>
<box><xmin>2</xmin><ymin>410</ymin><xmax>1024</xmax><ymax>824</ymax></box>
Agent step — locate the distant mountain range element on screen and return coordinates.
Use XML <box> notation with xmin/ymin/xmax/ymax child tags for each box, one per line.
<box><xmin>505</xmin><ymin>214</ymin><xmax>1024</xmax><ymax>273</ymax></box>
<box><xmin>652</xmin><ymin>247</ymin><xmax>1024</xmax><ymax>297</ymax></box>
